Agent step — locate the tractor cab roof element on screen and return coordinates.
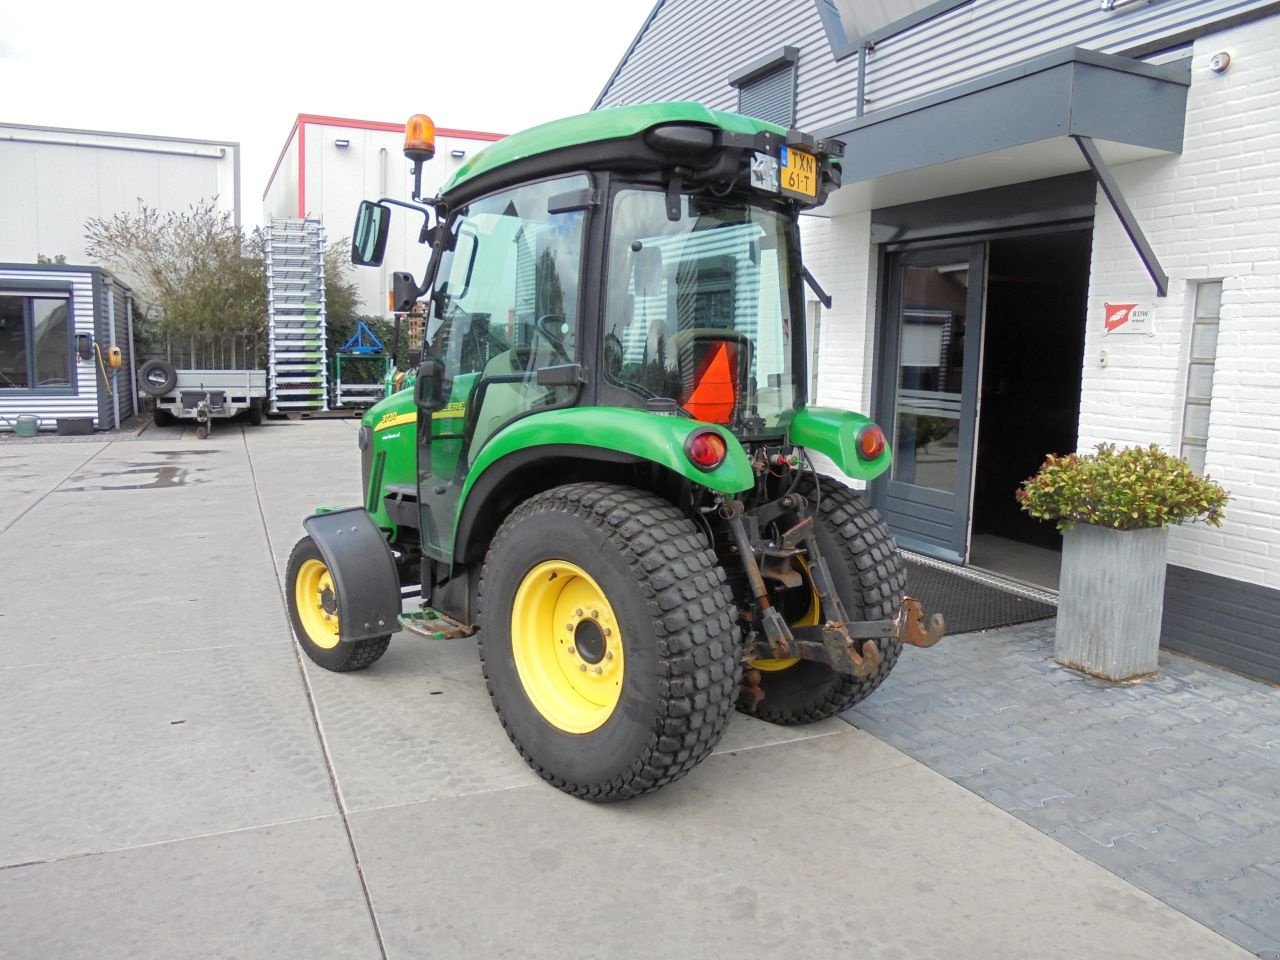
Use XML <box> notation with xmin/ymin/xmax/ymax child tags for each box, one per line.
<box><xmin>438</xmin><ymin>102</ymin><xmax>844</xmax><ymax>209</ymax></box>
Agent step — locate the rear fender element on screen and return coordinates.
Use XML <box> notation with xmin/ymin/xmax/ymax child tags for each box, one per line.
<box><xmin>302</xmin><ymin>507</ymin><xmax>401</xmax><ymax>642</ymax></box>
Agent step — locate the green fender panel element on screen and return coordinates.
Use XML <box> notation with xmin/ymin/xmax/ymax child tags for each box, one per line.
<box><xmin>459</xmin><ymin>406</ymin><xmax>755</xmax><ymax>514</ymax></box>
<box><xmin>788</xmin><ymin>406</ymin><xmax>893</xmax><ymax>482</ymax></box>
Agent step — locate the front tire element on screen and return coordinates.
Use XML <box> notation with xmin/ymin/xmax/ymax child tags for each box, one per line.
<box><xmin>285</xmin><ymin>536</ymin><xmax>390</xmax><ymax>672</ymax></box>
<box><xmin>746</xmin><ymin>475</ymin><xmax>906</xmax><ymax>725</ymax></box>
<box><xmin>477</xmin><ymin>483</ymin><xmax>740</xmax><ymax>801</ymax></box>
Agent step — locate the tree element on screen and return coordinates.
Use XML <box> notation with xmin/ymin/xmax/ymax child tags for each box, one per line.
<box><xmin>84</xmin><ymin>200</ymin><xmax>266</xmax><ymax>340</ymax></box>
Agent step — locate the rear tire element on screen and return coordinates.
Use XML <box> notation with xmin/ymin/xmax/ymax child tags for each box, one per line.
<box><xmin>152</xmin><ymin>403</ymin><xmax>174</xmax><ymax>427</ymax></box>
<box><xmin>745</xmin><ymin>475</ymin><xmax>906</xmax><ymax>725</ymax></box>
<box><xmin>248</xmin><ymin>399</ymin><xmax>265</xmax><ymax>426</ymax></box>
<box><xmin>477</xmin><ymin>483</ymin><xmax>740</xmax><ymax>801</ymax></box>
<box><xmin>286</xmin><ymin>536</ymin><xmax>391</xmax><ymax>672</ymax></box>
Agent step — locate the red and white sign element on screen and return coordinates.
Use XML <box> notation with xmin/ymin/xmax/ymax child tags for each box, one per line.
<box><xmin>1104</xmin><ymin>302</ymin><xmax>1153</xmax><ymax>335</ymax></box>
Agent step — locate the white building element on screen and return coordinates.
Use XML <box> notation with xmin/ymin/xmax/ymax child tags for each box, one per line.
<box><xmin>596</xmin><ymin>0</ymin><xmax>1280</xmax><ymax>683</ymax></box>
<box><xmin>262</xmin><ymin>114</ymin><xmax>504</xmax><ymax>318</ymax></box>
<box><xmin>0</xmin><ymin>122</ymin><xmax>240</xmax><ymax>263</ymax></box>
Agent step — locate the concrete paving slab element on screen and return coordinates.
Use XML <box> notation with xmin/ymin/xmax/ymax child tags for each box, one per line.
<box><xmin>0</xmin><ymin>815</ymin><xmax>379</xmax><ymax>960</ymax></box>
<box><xmin>0</xmin><ymin>642</ymin><xmax>335</xmax><ymax>865</ymax></box>
<box><xmin>0</xmin><ymin>442</ymin><xmax>109</xmax><ymax>532</ymax></box>
<box><xmin>351</xmin><ymin>730</ymin><xmax>1252</xmax><ymax>960</ymax></box>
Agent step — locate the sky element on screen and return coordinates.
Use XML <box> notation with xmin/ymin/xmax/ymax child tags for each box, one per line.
<box><xmin>0</xmin><ymin>0</ymin><xmax>657</xmax><ymax>227</ymax></box>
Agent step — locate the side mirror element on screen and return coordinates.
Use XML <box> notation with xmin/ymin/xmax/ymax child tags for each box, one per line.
<box><xmin>412</xmin><ymin>357</ymin><xmax>446</xmax><ymax>413</ymax></box>
<box><xmin>351</xmin><ymin>200</ymin><xmax>391</xmax><ymax>267</ymax></box>
<box><xmin>392</xmin><ymin>271</ymin><xmax>420</xmax><ymax>313</ymax></box>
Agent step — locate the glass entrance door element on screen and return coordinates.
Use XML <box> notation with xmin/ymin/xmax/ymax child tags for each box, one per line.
<box><xmin>872</xmin><ymin>244</ymin><xmax>985</xmax><ymax>562</ymax></box>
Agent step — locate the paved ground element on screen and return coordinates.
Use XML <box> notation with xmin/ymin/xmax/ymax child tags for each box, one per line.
<box><xmin>0</xmin><ymin>419</ymin><xmax>1271</xmax><ymax>959</ymax></box>
<box><xmin>848</xmin><ymin>621</ymin><xmax>1280</xmax><ymax>957</ymax></box>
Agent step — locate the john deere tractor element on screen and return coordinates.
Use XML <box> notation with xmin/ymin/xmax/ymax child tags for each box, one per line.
<box><xmin>286</xmin><ymin>103</ymin><xmax>944</xmax><ymax>801</ymax></box>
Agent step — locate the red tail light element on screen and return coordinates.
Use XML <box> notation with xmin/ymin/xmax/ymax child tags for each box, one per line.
<box><xmin>857</xmin><ymin>424</ymin><xmax>886</xmax><ymax>460</ymax></box>
<box><xmin>685</xmin><ymin>429</ymin><xmax>728</xmax><ymax>471</ymax></box>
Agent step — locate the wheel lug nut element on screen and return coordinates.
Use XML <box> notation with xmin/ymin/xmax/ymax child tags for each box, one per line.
<box><xmin>605</xmin><ymin>651</ymin><xmax>613</xmax><ymax>660</ymax></box>
<box><xmin>604</xmin><ymin>628</ymin><xmax>612</xmax><ymax>637</ymax></box>
<box><xmin>575</xmin><ymin>608</ymin><xmax>583</xmax><ymax>616</ymax></box>
<box><xmin>568</xmin><ymin>646</ymin><xmax>576</xmax><ymax>655</ymax></box>
<box><xmin>593</xmin><ymin>666</ymin><xmax>603</xmax><ymax>675</ymax></box>
<box><xmin>591</xmin><ymin>610</ymin><xmax>599</xmax><ymax>618</ymax></box>
<box><xmin>566</xmin><ymin>623</ymin><xmax>574</xmax><ymax>632</ymax></box>
<box><xmin>579</xmin><ymin>664</ymin><xmax>587</xmax><ymax>672</ymax></box>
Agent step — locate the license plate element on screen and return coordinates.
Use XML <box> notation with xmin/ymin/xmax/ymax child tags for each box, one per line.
<box><xmin>780</xmin><ymin>146</ymin><xmax>817</xmax><ymax>199</ymax></box>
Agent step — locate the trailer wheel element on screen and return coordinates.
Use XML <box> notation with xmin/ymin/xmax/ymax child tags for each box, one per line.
<box><xmin>138</xmin><ymin>359</ymin><xmax>177</xmax><ymax>396</ymax></box>
<box><xmin>152</xmin><ymin>403</ymin><xmax>174</xmax><ymax>427</ymax></box>
<box><xmin>477</xmin><ymin>483</ymin><xmax>739</xmax><ymax>801</ymax></box>
<box><xmin>248</xmin><ymin>399</ymin><xmax>265</xmax><ymax>426</ymax></box>
<box><xmin>744</xmin><ymin>475</ymin><xmax>906</xmax><ymax>724</ymax></box>
<box><xmin>286</xmin><ymin>536</ymin><xmax>391</xmax><ymax>672</ymax></box>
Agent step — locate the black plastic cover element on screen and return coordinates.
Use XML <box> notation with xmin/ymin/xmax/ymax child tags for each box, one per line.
<box><xmin>303</xmin><ymin>507</ymin><xmax>402</xmax><ymax>642</ymax></box>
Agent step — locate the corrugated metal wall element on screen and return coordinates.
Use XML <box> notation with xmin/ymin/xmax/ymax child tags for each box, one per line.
<box><xmin>95</xmin><ymin>278</ymin><xmax>137</xmax><ymax>425</ymax></box>
<box><xmin>598</xmin><ymin>0</ymin><xmax>1279</xmax><ymax>132</ymax></box>
<box><xmin>0</xmin><ymin>267</ymin><xmax>100</xmax><ymax>430</ymax></box>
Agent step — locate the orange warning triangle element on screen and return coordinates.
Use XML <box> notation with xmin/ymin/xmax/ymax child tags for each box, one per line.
<box><xmin>681</xmin><ymin>341</ymin><xmax>736</xmax><ymax>424</ymax></box>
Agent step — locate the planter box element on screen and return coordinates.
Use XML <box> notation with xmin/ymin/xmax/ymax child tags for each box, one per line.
<box><xmin>1055</xmin><ymin>524</ymin><xmax>1169</xmax><ymax>681</ymax></box>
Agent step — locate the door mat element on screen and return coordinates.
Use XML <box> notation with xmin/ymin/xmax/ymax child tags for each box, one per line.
<box><xmin>904</xmin><ymin>560</ymin><xmax>1056</xmax><ymax>635</ymax></box>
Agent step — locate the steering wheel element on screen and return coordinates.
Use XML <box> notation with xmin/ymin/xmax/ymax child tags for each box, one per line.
<box><xmin>602</xmin><ymin>332</ymin><xmax>692</xmax><ymax>417</ymax></box>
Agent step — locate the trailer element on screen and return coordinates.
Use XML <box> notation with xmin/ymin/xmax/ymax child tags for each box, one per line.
<box><xmin>139</xmin><ymin>333</ymin><xmax>267</xmax><ymax>437</ymax></box>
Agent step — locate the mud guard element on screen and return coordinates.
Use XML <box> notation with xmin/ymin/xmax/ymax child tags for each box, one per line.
<box><xmin>303</xmin><ymin>507</ymin><xmax>402</xmax><ymax>642</ymax></box>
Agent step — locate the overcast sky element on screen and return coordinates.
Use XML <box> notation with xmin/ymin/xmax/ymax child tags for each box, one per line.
<box><xmin>0</xmin><ymin>0</ymin><xmax>657</xmax><ymax>226</ymax></box>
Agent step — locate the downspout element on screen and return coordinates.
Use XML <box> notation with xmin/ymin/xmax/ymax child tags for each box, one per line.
<box><xmin>379</xmin><ymin>146</ymin><xmax>389</xmax><ymax>313</ymax></box>
<box><xmin>106</xmin><ymin>278</ymin><xmax>121</xmax><ymax>429</ymax></box>
<box><xmin>125</xmin><ymin>293</ymin><xmax>140</xmax><ymax>419</ymax></box>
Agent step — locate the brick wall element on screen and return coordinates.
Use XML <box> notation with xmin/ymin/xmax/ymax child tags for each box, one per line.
<box><xmin>1080</xmin><ymin>15</ymin><xmax>1280</xmax><ymax>590</ymax></box>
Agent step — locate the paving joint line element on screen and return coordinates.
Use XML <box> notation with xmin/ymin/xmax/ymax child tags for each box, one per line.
<box><xmin>0</xmin><ymin>440</ymin><xmax>112</xmax><ymax>538</ymax></box>
<box><xmin>242</xmin><ymin>428</ymin><xmax>390</xmax><ymax>960</ymax></box>
<box><xmin>0</xmin><ymin>813</ymin><xmax>337</xmax><ymax>872</ymax></box>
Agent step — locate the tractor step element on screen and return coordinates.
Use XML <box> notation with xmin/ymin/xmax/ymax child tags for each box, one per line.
<box><xmin>398</xmin><ymin>608</ymin><xmax>475</xmax><ymax>641</ymax></box>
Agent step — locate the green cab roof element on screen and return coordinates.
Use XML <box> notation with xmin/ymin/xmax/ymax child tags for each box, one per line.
<box><xmin>439</xmin><ymin>102</ymin><xmax>786</xmax><ymax>197</ymax></box>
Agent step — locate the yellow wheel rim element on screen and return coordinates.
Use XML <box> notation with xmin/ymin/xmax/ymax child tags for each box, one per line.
<box><xmin>295</xmin><ymin>558</ymin><xmax>341</xmax><ymax>650</ymax></box>
<box><xmin>752</xmin><ymin>561</ymin><xmax>820</xmax><ymax>672</ymax></box>
<box><xmin>511</xmin><ymin>560</ymin><xmax>625</xmax><ymax>734</ymax></box>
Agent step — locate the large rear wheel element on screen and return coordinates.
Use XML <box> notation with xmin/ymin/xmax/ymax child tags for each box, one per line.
<box><xmin>477</xmin><ymin>483</ymin><xmax>739</xmax><ymax>801</ymax></box>
<box><xmin>745</xmin><ymin>475</ymin><xmax>906</xmax><ymax>724</ymax></box>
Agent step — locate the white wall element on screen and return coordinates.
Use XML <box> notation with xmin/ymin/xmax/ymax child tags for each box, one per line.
<box><xmin>0</xmin><ymin>124</ymin><xmax>240</xmax><ymax>264</ymax></box>
<box><xmin>1078</xmin><ymin>18</ymin><xmax>1280</xmax><ymax>589</ymax></box>
<box><xmin>263</xmin><ymin>118</ymin><xmax>502</xmax><ymax>318</ymax></box>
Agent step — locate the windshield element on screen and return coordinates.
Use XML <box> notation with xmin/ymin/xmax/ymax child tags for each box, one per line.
<box><xmin>603</xmin><ymin>189</ymin><xmax>801</xmax><ymax>432</ymax></box>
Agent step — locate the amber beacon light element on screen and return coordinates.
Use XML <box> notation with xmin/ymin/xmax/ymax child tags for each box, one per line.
<box><xmin>404</xmin><ymin>114</ymin><xmax>436</xmax><ymax>162</ymax></box>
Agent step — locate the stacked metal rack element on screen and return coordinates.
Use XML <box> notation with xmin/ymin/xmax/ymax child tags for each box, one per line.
<box><xmin>265</xmin><ymin>218</ymin><xmax>328</xmax><ymax>413</ymax></box>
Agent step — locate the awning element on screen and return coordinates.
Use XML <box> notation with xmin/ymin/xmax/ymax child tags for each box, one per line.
<box><xmin>813</xmin><ymin>47</ymin><xmax>1192</xmax><ymax>294</ymax></box>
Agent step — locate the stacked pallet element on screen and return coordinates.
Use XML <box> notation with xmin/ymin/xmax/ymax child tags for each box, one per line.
<box><xmin>266</xmin><ymin>219</ymin><xmax>327</xmax><ymax>413</ymax></box>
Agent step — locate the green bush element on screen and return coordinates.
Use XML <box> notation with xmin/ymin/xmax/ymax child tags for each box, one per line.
<box><xmin>1017</xmin><ymin>443</ymin><xmax>1229</xmax><ymax>531</ymax></box>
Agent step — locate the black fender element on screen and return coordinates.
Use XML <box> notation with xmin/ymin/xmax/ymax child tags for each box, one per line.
<box><xmin>303</xmin><ymin>507</ymin><xmax>401</xmax><ymax>642</ymax></box>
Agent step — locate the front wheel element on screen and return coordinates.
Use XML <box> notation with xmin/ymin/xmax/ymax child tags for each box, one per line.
<box><xmin>477</xmin><ymin>483</ymin><xmax>740</xmax><ymax>801</ymax></box>
<box><xmin>285</xmin><ymin>536</ymin><xmax>390</xmax><ymax>672</ymax></box>
<box><xmin>745</xmin><ymin>475</ymin><xmax>906</xmax><ymax>724</ymax></box>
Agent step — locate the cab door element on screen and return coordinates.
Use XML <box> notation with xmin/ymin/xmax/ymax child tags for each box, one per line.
<box><xmin>415</xmin><ymin>174</ymin><xmax>590</xmax><ymax>561</ymax></box>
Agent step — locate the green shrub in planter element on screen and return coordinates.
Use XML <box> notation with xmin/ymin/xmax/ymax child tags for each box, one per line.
<box><xmin>1016</xmin><ymin>443</ymin><xmax>1228</xmax><ymax>532</ymax></box>
<box><xmin>1018</xmin><ymin>443</ymin><xmax>1229</xmax><ymax>681</ymax></box>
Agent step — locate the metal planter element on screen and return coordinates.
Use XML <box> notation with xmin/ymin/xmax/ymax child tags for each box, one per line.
<box><xmin>1054</xmin><ymin>523</ymin><xmax>1169</xmax><ymax>681</ymax></box>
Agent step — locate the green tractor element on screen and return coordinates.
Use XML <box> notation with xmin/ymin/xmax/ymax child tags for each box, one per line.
<box><xmin>285</xmin><ymin>103</ymin><xmax>944</xmax><ymax>801</ymax></box>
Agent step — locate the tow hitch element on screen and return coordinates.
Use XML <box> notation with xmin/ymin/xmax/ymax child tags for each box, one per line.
<box><xmin>723</xmin><ymin>494</ymin><xmax>946</xmax><ymax>682</ymax></box>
